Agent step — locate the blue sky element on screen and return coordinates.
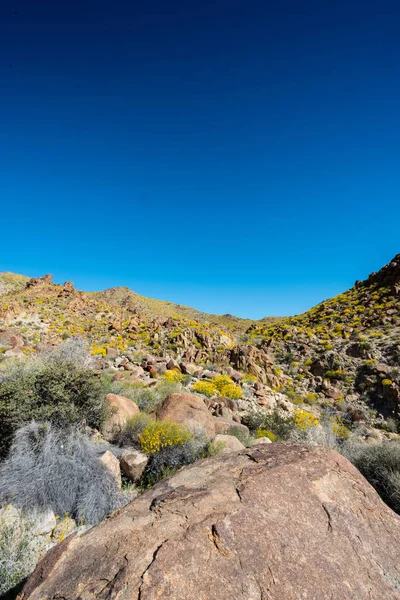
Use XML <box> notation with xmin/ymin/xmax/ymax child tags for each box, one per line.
<box><xmin>1</xmin><ymin>0</ymin><xmax>399</xmax><ymax>318</ymax></box>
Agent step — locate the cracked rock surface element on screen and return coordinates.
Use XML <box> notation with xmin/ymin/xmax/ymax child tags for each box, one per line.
<box><xmin>19</xmin><ymin>444</ymin><xmax>400</xmax><ymax>600</ymax></box>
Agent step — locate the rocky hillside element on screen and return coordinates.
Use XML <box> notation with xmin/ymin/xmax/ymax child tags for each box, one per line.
<box><xmin>1</xmin><ymin>253</ymin><xmax>399</xmax><ymax>432</ymax></box>
<box><xmin>18</xmin><ymin>443</ymin><xmax>400</xmax><ymax>600</ymax></box>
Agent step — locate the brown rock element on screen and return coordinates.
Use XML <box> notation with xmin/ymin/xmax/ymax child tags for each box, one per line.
<box><xmin>155</xmin><ymin>393</ymin><xmax>215</xmax><ymax>437</ymax></box>
<box><xmin>149</xmin><ymin>366</ymin><xmax>158</xmax><ymax>378</ymax></box>
<box><xmin>166</xmin><ymin>358</ymin><xmax>180</xmax><ymax>371</ymax></box>
<box><xmin>0</xmin><ymin>329</ymin><xmax>24</xmax><ymax>348</ymax></box>
<box><xmin>102</xmin><ymin>394</ymin><xmax>140</xmax><ymax>441</ymax></box>
<box><xmin>19</xmin><ymin>444</ymin><xmax>400</xmax><ymax>600</ymax></box>
<box><xmin>106</xmin><ymin>347</ymin><xmax>120</xmax><ymax>358</ymax></box>
<box><xmin>180</xmin><ymin>362</ymin><xmax>202</xmax><ymax>376</ymax></box>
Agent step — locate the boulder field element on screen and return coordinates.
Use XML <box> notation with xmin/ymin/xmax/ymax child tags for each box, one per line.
<box><xmin>19</xmin><ymin>443</ymin><xmax>400</xmax><ymax>600</ymax></box>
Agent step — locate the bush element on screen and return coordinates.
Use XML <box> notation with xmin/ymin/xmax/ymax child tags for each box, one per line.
<box><xmin>242</xmin><ymin>409</ymin><xmax>295</xmax><ymax>440</ymax></box>
<box><xmin>139</xmin><ymin>420</ymin><xmax>192</xmax><ymax>455</ymax></box>
<box><xmin>118</xmin><ymin>413</ymin><xmax>153</xmax><ymax>446</ymax></box>
<box><xmin>192</xmin><ymin>381</ymin><xmax>217</xmax><ymax>397</ymax></box>
<box><xmin>40</xmin><ymin>337</ymin><xmax>94</xmax><ymax>369</ymax></box>
<box><xmin>0</xmin><ymin>423</ymin><xmax>122</xmax><ymax>524</ymax></box>
<box><xmin>213</xmin><ymin>375</ymin><xmax>243</xmax><ymax>399</ymax></box>
<box><xmin>140</xmin><ymin>438</ymin><xmax>208</xmax><ymax>487</ymax></box>
<box><xmin>163</xmin><ymin>370</ymin><xmax>184</xmax><ymax>383</ymax></box>
<box><xmin>0</xmin><ymin>508</ymin><xmax>45</xmax><ymax>598</ymax></box>
<box><xmin>294</xmin><ymin>409</ymin><xmax>319</xmax><ymax>430</ymax></box>
<box><xmin>0</xmin><ymin>360</ymin><xmax>108</xmax><ymax>457</ymax></box>
<box><xmin>126</xmin><ymin>381</ymin><xmax>182</xmax><ymax>413</ymax></box>
<box><xmin>256</xmin><ymin>428</ymin><xmax>278</xmax><ymax>442</ymax></box>
<box><xmin>227</xmin><ymin>426</ymin><xmax>254</xmax><ymax>446</ymax></box>
<box><xmin>346</xmin><ymin>441</ymin><xmax>400</xmax><ymax>515</ymax></box>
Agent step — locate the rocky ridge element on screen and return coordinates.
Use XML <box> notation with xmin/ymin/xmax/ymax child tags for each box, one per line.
<box><xmin>0</xmin><ymin>253</ymin><xmax>399</xmax><ymax>433</ymax></box>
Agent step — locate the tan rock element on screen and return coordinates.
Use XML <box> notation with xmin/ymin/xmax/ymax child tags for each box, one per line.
<box><xmin>4</xmin><ymin>346</ymin><xmax>25</xmax><ymax>357</ymax></box>
<box><xmin>102</xmin><ymin>394</ymin><xmax>140</xmax><ymax>441</ymax></box>
<box><xmin>120</xmin><ymin>450</ymin><xmax>148</xmax><ymax>482</ymax></box>
<box><xmin>212</xmin><ymin>417</ymin><xmax>249</xmax><ymax>436</ymax></box>
<box><xmin>155</xmin><ymin>393</ymin><xmax>215</xmax><ymax>437</ymax></box>
<box><xmin>214</xmin><ymin>434</ymin><xmax>245</xmax><ymax>453</ymax></box>
<box><xmin>20</xmin><ymin>444</ymin><xmax>400</xmax><ymax>600</ymax></box>
<box><xmin>99</xmin><ymin>450</ymin><xmax>122</xmax><ymax>488</ymax></box>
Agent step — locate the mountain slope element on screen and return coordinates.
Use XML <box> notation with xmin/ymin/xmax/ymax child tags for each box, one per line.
<box><xmin>0</xmin><ymin>254</ymin><xmax>399</xmax><ymax>430</ymax></box>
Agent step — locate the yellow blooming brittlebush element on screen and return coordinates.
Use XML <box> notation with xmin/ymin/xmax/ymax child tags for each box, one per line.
<box><xmin>163</xmin><ymin>369</ymin><xmax>184</xmax><ymax>383</ymax></box>
<box><xmin>139</xmin><ymin>420</ymin><xmax>192</xmax><ymax>455</ymax></box>
<box><xmin>294</xmin><ymin>409</ymin><xmax>319</xmax><ymax>430</ymax></box>
<box><xmin>212</xmin><ymin>374</ymin><xmax>243</xmax><ymax>399</ymax></box>
<box><xmin>382</xmin><ymin>379</ymin><xmax>393</xmax><ymax>386</ymax></box>
<box><xmin>192</xmin><ymin>381</ymin><xmax>218</xmax><ymax>397</ymax></box>
<box><xmin>256</xmin><ymin>428</ymin><xmax>278</xmax><ymax>441</ymax></box>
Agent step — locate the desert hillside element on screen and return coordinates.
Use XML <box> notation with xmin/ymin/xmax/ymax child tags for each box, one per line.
<box><xmin>1</xmin><ymin>254</ymin><xmax>400</xmax><ymax>599</ymax></box>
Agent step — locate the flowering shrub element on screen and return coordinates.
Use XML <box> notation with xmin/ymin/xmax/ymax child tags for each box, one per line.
<box><xmin>332</xmin><ymin>419</ymin><xmax>351</xmax><ymax>439</ymax></box>
<box><xmin>382</xmin><ymin>379</ymin><xmax>393</xmax><ymax>386</ymax></box>
<box><xmin>294</xmin><ymin>409</ymin><xmax>319</xmax><ymax>430</ymax></box>
<box><xmin>163</xmin><ymin>369</ymin><xmax>184</xmax><ymax>383</ymax></box>
<box><xmin>256</xmin><ymin>428</ymin><xmax>278</xmax><ymax>442</ymax></box>
<box><xmin>192</xmin><ymin>381</ymin><xmax>217</xmax><ymax>397</ymax></box>
<box><xmin>139</xmin><ymin>420</ymin><xmax>192</xmax><ymax>455</ymax></box>
<box><xmin>213</xmin><ymin>375</ymin><xmax>242</xmax><ymax>399</ymax></box>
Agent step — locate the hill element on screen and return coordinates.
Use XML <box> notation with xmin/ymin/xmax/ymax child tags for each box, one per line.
<box><xmin>0</xmin><ymin>254</ymin><xmax>399</xmax><ymax>431</ymax></box>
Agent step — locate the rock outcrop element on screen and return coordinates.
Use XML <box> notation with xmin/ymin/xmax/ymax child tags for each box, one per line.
<box><xmin>19</xmin><ymin>444</ymin><xmax>400</xmax><ymax>600</ymax></box>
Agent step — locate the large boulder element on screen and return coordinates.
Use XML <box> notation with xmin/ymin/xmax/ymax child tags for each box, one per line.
<box><xmin>154</xmin><ymin>392</ymin><xmax>215</xmax><ymax>437</ymax></box>
<box><xmin>18</xmin><ymin>444</ymin><xmax>400</xmax><ymax>600</ymax></box>
<box><xmin>102</xmin><ymin>394</ymin><xmax>140</xmax><ymax>441</ymax></box>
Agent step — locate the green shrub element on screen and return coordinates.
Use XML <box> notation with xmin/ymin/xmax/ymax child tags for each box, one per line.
<box><xmin>119</xmin><ymin>413</ymin><xmax>153</xmax><ymax>446</ymax></box>
<box><xmin>242</xmin><ymin>409</ymin><xmax>295</xmax><ymax>441</ymax></box>
<box><xmin>347</xmin><ymin>441</ymin><xmax>400</xmax><ymax>515</ymax></box>
<box><xmin>140</xmin><ymin>438</ymin><xmax>207</xmax><ymax>487</ymax></box>
<box><xmin>0</xmin><ymin>361</ymin><xmax>107</xmax><ymax>457</ymax></box>
<box><xmin>227</xmin><ymin>426</ymin><xmax>254</xmax><ymax>446</ymax></box>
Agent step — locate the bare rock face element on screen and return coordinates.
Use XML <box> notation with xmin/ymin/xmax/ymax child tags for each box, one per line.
<box><xmin>19</xmin><ymin>444</ymin><xmax>400</xmax><ymax>600</ymax></box>
<box><xmin>154</xmin><ymin>392</ymin><xmax>216</xmax><ymax>437</ymax></box>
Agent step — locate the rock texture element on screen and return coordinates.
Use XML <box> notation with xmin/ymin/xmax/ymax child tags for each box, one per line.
<box><xmin>19</xmin><ymin>444</ymin><xmax>400</xmax><ymax>600</ymax></box>
<box><xmin>154</xmin><ymin>392</ymin><xmax>216</xmax><ymax>437</ymax></box>
<box><xmin>102</xmin><ymin>394</ymin><xmax>140</xmax><ymax>441</ymax></box>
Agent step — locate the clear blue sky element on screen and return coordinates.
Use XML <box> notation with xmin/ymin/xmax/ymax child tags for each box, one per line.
<box><xmin>1</xmin><ymin>0</ymin><xmax>399</xmax><ymax>318</ymax></box>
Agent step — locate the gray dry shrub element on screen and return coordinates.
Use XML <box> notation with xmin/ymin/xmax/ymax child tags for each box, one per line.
<box><xmin>344</xmin><ymin>440</ymin><xmax>400</xmax><ymax>515</ymax></box>
<box><xmin>41</xmin><ymin>337</ymin><xmax>95</xmax><ymax>369</ymax></box>
<box><xmin>0</xmin><ymin>508</ymin><xmax>45</xmax><ymax>597</ymax></box>
<box><xmin>0</xmin><ymin>422</ymin><xmax>122</xmax><ymax>525</ymax></box>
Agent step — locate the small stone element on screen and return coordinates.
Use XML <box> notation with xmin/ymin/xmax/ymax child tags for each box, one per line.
<box><xmin>120</xmin><ymin>450</ymin><xmax>149</xmax><ymax>481</ymax></box>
